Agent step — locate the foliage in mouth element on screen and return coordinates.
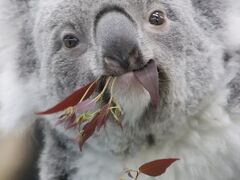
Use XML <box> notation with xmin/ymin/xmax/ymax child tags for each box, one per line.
<box><xmin>37</xmin><ymin>60</ymin><xmax>159</xmax><ymax>150</ymax></box>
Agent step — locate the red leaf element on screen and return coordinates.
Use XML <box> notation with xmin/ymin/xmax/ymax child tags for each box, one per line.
<box><xmin>55</xmin><ymin>111</ymin><xmax>75</xmax><ymax>126</ymax></box>
<box><xmin>78</xmin><ymin>105</ymin><xmax>110</xmax><ymax>151</ymax></box>
<box><xmin>65</xmin><ymin>113</ymin><xmax>77</xmax><ymax>129</ymax></box>
<box><xmin>55</xmin><ymin>117</ymin><xmax>67</xmax><ymax>126</ymax></box>
<box><xmin>79</xmin><ymin>117</ymin><xmax>98</xmax><ymax>151</ymax></box>
<box><xmin>96</xmin><ymin>104</ymin><xmax>110</xmax><ymax>131</ymax></box>
<box><xmin>134</xmin><ymin>60</ymin><xmax>159</xmax><ymax>108</ymax></box>
<box><xmin>65</xmin><ymin>121</ymin><xmax>78</xmax><ymax>129</ymax></box>
<box><xmin>74</xmin><ymin>99</ymin><xmax>96</xmax><ymax>113</ymax></box>
<box><xmin>37</xmin><ymin>81</ymin><xmax>97</xmax><ymax>115</ymax></box>
<box><xmin>139</xmin><ymin>158</ymin><xmax>179</xmax><ymax>177</ymax></box>
<box><xmin>55</xmin><ymin>111</ymin><xmax>77</xmax><ymax>129</ymax></box>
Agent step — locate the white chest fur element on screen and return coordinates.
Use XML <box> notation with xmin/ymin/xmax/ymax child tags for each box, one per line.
<box><xmin>72</xmin><ymin>102</ymin><xmax>240</xmax><ymax>180</ymax></box>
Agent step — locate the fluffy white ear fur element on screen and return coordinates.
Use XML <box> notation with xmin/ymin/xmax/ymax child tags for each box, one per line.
<box><xmin>0</xmin><ymin>1</ymin><xmax>37</xmax><ymax>135</ymax></box>
<box><xmin>0</xmin><ymin>58</ymin><xmax>37</xmax><ymax>135</ymax></box>
<box><xmin>225</xmin><ymin>0</ymin><xmax>240</xmax><ymax>49</ymax></box>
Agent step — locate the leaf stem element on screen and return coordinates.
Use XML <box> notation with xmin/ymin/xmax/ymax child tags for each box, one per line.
<box><xmin>92</xmin><ymin>77</ymin><xmax>112</xmax><ymax>103</ymax></box>
<box><xmin>80</xmin><ymin>79</ymin><xmax>99</xmax><ymax>103</ymax></box>
<box><xmin>109</xmin><ymin>77</ymin><xmax>117</xmax><ymax>104</ymax></box>
<box><xmin>124</xmin><ymin>169</ymin><xmax>140</xmax><ymax>180</ymax></box>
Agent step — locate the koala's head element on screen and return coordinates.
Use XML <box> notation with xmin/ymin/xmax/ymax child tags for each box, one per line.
<box><xmin>19</xmin><ymin>0</ymin><xmax>228</xmax><ymax>134</ymax></box>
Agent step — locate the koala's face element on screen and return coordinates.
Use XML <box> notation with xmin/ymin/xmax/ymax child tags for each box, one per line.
<box><xmin>32</xmin><ymin>0</ymin><xmax>226</xmax><ymax>130</ymax></box>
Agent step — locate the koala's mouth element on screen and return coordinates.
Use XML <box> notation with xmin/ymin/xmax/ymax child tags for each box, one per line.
<box><xmin>38</xmin><ymin>60</ymin><xmax>161</xmax><ymax>150</ymax></box>
<box><xmin>99</xmin><ymin>60</ymin><xmax>160</xmax><ymax>108</ymax></box>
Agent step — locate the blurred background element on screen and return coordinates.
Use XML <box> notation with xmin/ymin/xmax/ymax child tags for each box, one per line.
<box><xmin>0</xmin><ymin>123</ymin><xmax>42</xmax><ymax>180</ymax></box>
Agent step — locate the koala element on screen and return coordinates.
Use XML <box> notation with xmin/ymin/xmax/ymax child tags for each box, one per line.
<box><xmin>0</xmin><ymin>0</ymin><xmax>240</xmax><ymax>180</ymax></box>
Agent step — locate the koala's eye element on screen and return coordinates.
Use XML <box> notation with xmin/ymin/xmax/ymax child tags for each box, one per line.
<box><xmin>63</xmin><ymin>34</ymin><xmax>79</xmax><ymax>48</ymax></box>
<box><xmin>149</xmin><ymin>10</ymin><xmax>165</xmax><ymax>26</ymax></box>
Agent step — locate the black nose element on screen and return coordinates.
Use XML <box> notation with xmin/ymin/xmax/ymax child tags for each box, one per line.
<box><xmin>95</xmin><ymin>11</ymin><xmax>142</xmax><ymax>71</ymax></box>
<box><xmin>103</xmin><ymin>43</ymin><xmax>139</xmax><ymax>70</ymax></box>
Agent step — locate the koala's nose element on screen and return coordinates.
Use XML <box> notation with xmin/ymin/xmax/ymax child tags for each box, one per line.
<box><xmin>95</xmin><ymin>11</ymin><xmax>142</xmax><ymax>71</ymax></box>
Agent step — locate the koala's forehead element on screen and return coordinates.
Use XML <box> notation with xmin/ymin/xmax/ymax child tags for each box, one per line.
<box><xmin>36</xmin><ymin>0</ymin><xmax>191</xmax><ymax>26</ymax></box>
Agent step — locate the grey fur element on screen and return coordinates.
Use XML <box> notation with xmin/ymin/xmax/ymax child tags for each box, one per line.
<box><xmin>3</xmin><ymin>0</ymin><xmax>240</xmax><ymax>179</ymax></box>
